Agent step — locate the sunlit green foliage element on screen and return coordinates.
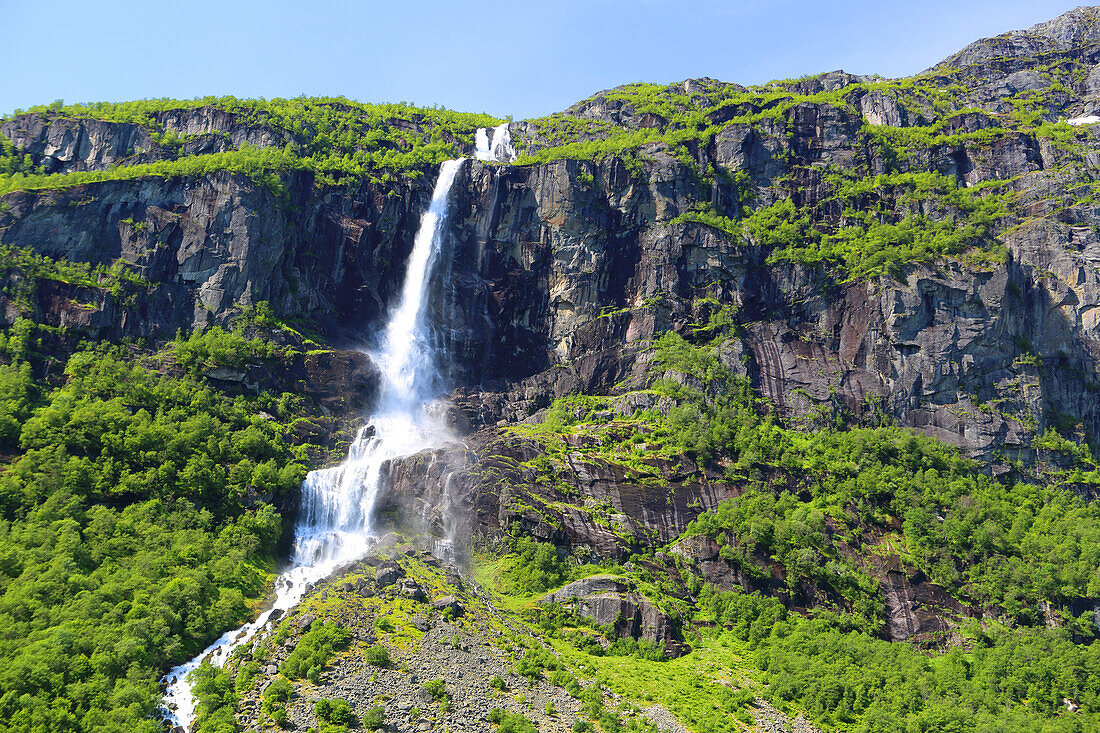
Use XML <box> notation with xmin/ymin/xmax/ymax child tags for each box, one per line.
<box><xmin>174</xmin><ymin>326</ymin><xmax>282</xmax><ymax>377</ymax></box>
<box><xmin>0</xmin><ymin>336</ymin><xmax>317</xmax><ymax>733</ymax></box>
<box><xmin>501</xmin><ymin>535</ymin><xmax>568</xmax><ymax>594</ymax></box>
<box><xmin>487</xmin><ymin>708</ymin><xmax>538</xmax><ymax>733</ymax></box>
<box><xmin>191</xmin><ymin>664</ymin><xmax>239</xmax><ymax>733</ymax></box>
<box><xmin>0</xmin><ymin>243</ymin><xmax>150</xmax><ymax>312</ymax></box>
<box><xmin>280</xmin><ymin>622</ymin><xmax>350</xmax><ymax>682</ymax></box>
<box><xmin>701</xmin><ymin>587</ymin><xmax>1100</xmax><ymax>731</ymax></box>
<box><xmin>314</xmin><ymin>697</ymin><xmax>356</xmax><ymax>727</ymax></box>
<box><xmin>0</xmin><ymin>138</ymin><xmax>43</xmax><ymax>176</ymax></box>
<box><xmin>0</xmin><ymin>96</ymin><xmax>501</xmax><ymax>195</ymax></box>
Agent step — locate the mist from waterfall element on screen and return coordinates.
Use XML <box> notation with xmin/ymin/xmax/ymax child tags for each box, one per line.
<box><xmin>160</xmin><ymin>159</ymin><xmax>465</xmax><ymax>730</ymax></box>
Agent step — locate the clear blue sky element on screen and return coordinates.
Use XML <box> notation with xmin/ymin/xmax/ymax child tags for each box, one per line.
<box><xmin>1</xmin><ymin>0</ymin><xmax>1083</xmax><ymax>120</ymax></box>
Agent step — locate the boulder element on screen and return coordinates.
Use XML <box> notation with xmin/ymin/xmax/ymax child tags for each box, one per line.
<box><xmin>399</xmin><ymin>578</ymin><xmax>426</xmax><ymax>602</ymax></box>
<box><xmin>376</xmin><ymin>562</ymin><xmax>404</xmax><ymax>587</ymax></box>
<box><xmin>431</xmin><ymin>595</ymin><xmax>465</xmax><ymax>617</ymax></box>
<box><xmin>540</xmin><ymin>576</ymin><xmax>688</xmax><ymax>657</ymax></box>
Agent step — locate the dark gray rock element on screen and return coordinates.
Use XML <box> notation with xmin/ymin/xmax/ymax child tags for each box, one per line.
<box><xmin>399</xmin><ymin>578</ymin><xmax>426</xmax><ymax>602</ymax></box>
<box><xmin>430</xmin><ymin>596</ymin><xmax>464</xmax><ymax>617</ymax></box>
<box><xmin>540</xmin><ymin>575</ymin><xmax>687</xmax><ymax>657</ymax></box>
<box><xmin>376</xmin><ymin>563</ymin><xmax>404</xmax><ymax>587</ymax></box>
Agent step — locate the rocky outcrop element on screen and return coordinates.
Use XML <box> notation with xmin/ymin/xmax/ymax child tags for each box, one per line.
<box><xmin>540</xmin><ymin>574</ymin><xmax>689</xmax><ymax>657</ymax></box>
<box><xmin>381</xmin><ymin>428</ymin><xmax>742</xmax><ymax>561</ymax></box>
<box><xmin>934</xmin><ymin>7</ymin><xmax>1100</xmax><ymax>72</ymax></box>
<box><xmin>0</xmin><ymin>107</ymin><xmax>291</xmax><ymax>175</ymax></box>
<box><xmin>435</xmin><ymin>140</ymin><xmax>1100</xmax><ymax>462</ymax></box>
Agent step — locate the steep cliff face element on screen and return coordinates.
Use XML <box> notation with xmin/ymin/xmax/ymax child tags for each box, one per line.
<box><xmin>8</xmin><ymin>81</ymin><xmax>1100</xmax><ymax>464</ymax></box>
<box><xmin>442</xmin><ymin>129</ymin><xmax>1100</xmax><ymax>463</ymax></box>
<box><xmin>0</xmin><ymin>168</ymin><xmax>439</xmax><ymax>338</ymax></box>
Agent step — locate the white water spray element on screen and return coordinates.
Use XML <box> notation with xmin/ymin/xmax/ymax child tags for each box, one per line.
<box><xmin>160</xmin><ymin>159</ymin><xmax>465</xmax><ymax>729</ymax></box>
<box><xmin>475</xmin><ymin>123</ymin><xmax>515</xmax><ymax>163</ymax></box>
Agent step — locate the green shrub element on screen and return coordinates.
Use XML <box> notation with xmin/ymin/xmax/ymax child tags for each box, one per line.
<box><xmin>361</xmin><ymin>706</ymin><xmax>386</xmax><ymax>731</ymax></box>
<box><xmin>487</xmin><ymin>708</ymin><xmax>538</xmax><ymax>733</ymax></box>
<box><xmin>315</xmin><ymin>698</ymin><xmax>356</xmax><ymax>726</ymax></box>
<box><xmin>280</xmin><ymin>623</ymin><xmax>351</xmax><ymax>680</ymax></box>
<box><xmin>513</xmin><ymin>647</ymin><xmax>561</xmax><ymax>681</ymax></box>
<box><xmin>261</xmin><ymin>676</ymin><xmax>293</xmax><ymax>729</ymax></box>
<box><xmin>503</xmin><ymin>536</ymin><xmax>567</xmax><ymax>594</ymax></box>
<box><xmin>363</xmin><ymin>644</ymin><xmax>391</xmax><ymax>667</ymax></box>
<box><xmin>549</xmin><ymin>669</ymin><xmax>576</xmax><ymax>688</ymax></box>
<box><xmin>422</xmin><ymin>678</ymin><xmax>448</xmax><ymax>701</ymax></box>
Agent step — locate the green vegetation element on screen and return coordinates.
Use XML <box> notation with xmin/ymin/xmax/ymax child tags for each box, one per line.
<box><xmin>260</xmin><ymin>675</ymin><xmax>292</xmax><ymax>728</ymax></box>
<box><xmin>513</xmin><ymin>645</ymin><xmax>562</xmax><ymax>681</ymax></box>
<box><xmin>501</xmin><ymin>535</ymin><xmax>568</xmax><ymax>594</ymax></box>
<box><xmin>0</xmin><ymin>238</ymin><xmax>329</xmax><ymax>733</ymax></box>
<box><xmin>280</xmin><ymin>622</ymin><xmax>351</xmax><ymax>682</ymax></box>
<box><xmin>0</xmin><ymin>96</ymin><xmax>500</xmax><ymax>195</ymax></box>
<box><xmin>505</xmin><ymin>73</ymin><xmax>1074</xmax><ymax>280</ymax></box>
<box><xmin>173</xmin><ymin>325</ymin><xmax>282</xmax><ymax>377</ymax></box>
<box><xmin>191</xmin><ymin>664</ymin><xmax>239</xmax><ymax>733</ymax></box>
<box><xmin>0</xmin><ymin>243</ymin><xmax>149</xmax><ymax>312</ymax></box>
<box><xmin>362</xmin><ymin>643</ymin><xmax>391</xmax><ymax>666</ymax></box>
<box><xmin>314</xmin><ymin>697</ymin><xmax>356</xmax><ymax>726</ymax></box>
<box><xmin>422</xmin><ymin>677</ymin><xmax>448</xmax><ymax>701</ymax></box>
<box><xmin>511</xmin><ymin>78</ymin><xmax>872</xmax><ymax>169</ymax></box>
<box><xmin>668</xmin><ymin>172</ymin><xmax>1011</xmax><ymax>281</ymax></box>
<box><xmin>0</xmin><ymin>144</ymin><xmax>300</xmax><ymax>197</ymax></box>
<box><xmin>701</xmin><ymin>588</ymin><xmax>1100</xmax><ymax>732</ymax></box>
<box><xmin>0</xmin><ymin>138</ymin><xmax>43</xmax><ymax>176</ymax></box>
<box><xmin>0</xmin><ymin>337</ymin><xmax>321</xmax><ymax>733</ymax></box>
<box><xmin>497</xmin><ymin>314</ymin><xmax>1100</xmax><ymax>731</ymax></box>
<box><xmin>487</xmin><ymin>707</ymin><xmax>538</xmax><ymax>733</ymax></box>
<box><xmin>762</xmin><ymin>172</ymin><xmax>1010</xmax><ymax>280</ymax></box>
<box><xmin>538</xmin><ymin>327</ymin><xmax>1100</xmax><ymax>628</ymax></box>
<box><xmin>360</xmin><ymin>705</ymin><xmax>386</xmax><ymax>731</ymax></box>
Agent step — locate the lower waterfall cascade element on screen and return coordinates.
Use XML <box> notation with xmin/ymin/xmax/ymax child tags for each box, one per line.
<box><xmin>159</xmin><ymin>151</ymin><xmax>480</xmax><ymax>728</ymax></box>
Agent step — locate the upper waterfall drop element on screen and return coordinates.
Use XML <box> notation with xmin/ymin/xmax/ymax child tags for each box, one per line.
<box><xmin>160</xmin><ymin>158</ymin><xmax>465</xmax><ymax>731</ymax></box>
<box><xmin>475</xmin><ymin>123</ymin><xmax>515</xmax><ymax>163</ymax></box>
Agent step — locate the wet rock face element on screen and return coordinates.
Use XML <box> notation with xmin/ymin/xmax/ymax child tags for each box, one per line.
<box><xmin>379</xmin><ymin>428</ymin><xmax>743</xmax><ymax>562</ymax></box>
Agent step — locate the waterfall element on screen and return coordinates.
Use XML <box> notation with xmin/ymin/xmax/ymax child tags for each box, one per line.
<box><xmin>160</xmin><ymin>159</ymin><xmax>465</xmax><ymax>730</ymax></box>
<box><xmin>475</xmin><ymin>123</ymin><xmax>514</xmax><ymax>163</ymax></box>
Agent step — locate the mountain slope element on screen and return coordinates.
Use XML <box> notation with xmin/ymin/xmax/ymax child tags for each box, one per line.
<box><xmin>1</xmin><ymin>7</ymin><xmax>1100</xmax><ymax>733</ymax></box>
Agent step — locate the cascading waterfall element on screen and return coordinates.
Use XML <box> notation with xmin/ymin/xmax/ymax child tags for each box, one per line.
<box><xmin>475</xmin><ymin>123</ymin><xmax>515</xmax><ymax>163</ymax></box>
<box><xmin>160</xmin><ymin>158</ymin><xmax>466</xmax><ymax>730</ymax></box>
